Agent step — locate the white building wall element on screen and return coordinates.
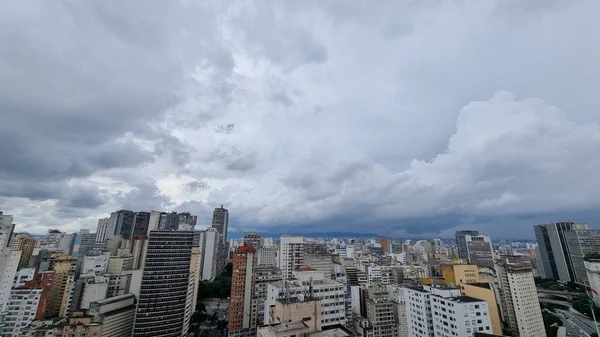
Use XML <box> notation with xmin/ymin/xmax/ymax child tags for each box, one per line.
<box><xmin>1</xmin><ymin>288</ymin><xmax>42</xmax><ymax>337</ymax></box>
<box><xmin>0</xmin><ymin>214</ymin><xmax>14</xmax><ymax>250</ymax></box>
<box><xmin>12</xmin><ymin>268</ymin><xmax>36</xmax><ymax>288</ymax></box>
<box><xmin>96</xmin><ymin>218</ymin><xmax>110</xmax><ymax>242</ymax></box>
<box><xmin>0</xmin><ymin>248</ymin><xmax>21</xmax><ymax>311</ymax></box>
<box><xmin>81</xmin><ymin>252</ymin><xmax>110</xmax><ymax>275</ymax></box>
<box><xmin>279</xmin><ymin>236</ymin><xmax>305</xmax><ymax>280</ymax></box>
<box><xmin>202</xmin><ymin>229</ymin><xmax>219</xmax><ymax>281</ymax></box>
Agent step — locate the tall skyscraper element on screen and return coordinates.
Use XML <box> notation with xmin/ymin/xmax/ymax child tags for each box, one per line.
<box><xmin>534</xmin><ymin>221</ymin><xmax>588</xmax><ymax>282</ymax></box>
<box><xmin>212</xmin><ymin>205</ymin><xmax>229</xmax><ymax>242</ymax></box>
<box><xmin>465</xmin><ymin>235</ymin><xmax>494</xmax><ymax>269</ymax></box>
<box><xmin>495</xmin><ymin>255</ymin><xmax>545</xmax><ymax>337</ymax></box>
<box><xmin>201</xmin><ymin>228</ymin><xmax>220</xmax><ymax>281</ymax></box>
<box><xmin>365</xmin><ymin>284</ymin><xmax>399</xmax><ymax>337</ymax></box>
<box><xmin>378</xmin><ymin>237</ymin><xmax>392</xmax><ymax>254</ymax></box>
<box><xmin>132</xmin><ymin>231</ymin><xmax>201</xmax><ymax>337</ymax></box>
<box><xmin>178</xmin><ymin>212</ymin><xmax>197</xmax><ymax>230</ymax></box>
<box><xmin>95</xmin><ymin>217</ymin><xmax>110</xmax><ymax>242</ymax></box>
<box><xmin>113</xmin><ymin>210</ymin><xmax>135</xmax><ymax>239</ymax></box>
<box><xmin>564</xmin><ymin>229</ymin><xmax>600</xmax><ymax>285</ymax></box>
<box><xmin>455</xmin><ymin>230</ymin><xmax>478</xmax><ymax>261</ymax></box>
<box><xmin>278</xmin><ymin>235</ymin><xmax>306</xmax><ymax>279</ymax></box>
<box><xmin>228</xmin><ymin>246</ymin><xmax>257</xmax><ymax>337</ymax></box>
<box><xmin>243</xmin><ymin>232</ymin><xmax>262</xmax><ymax>250</ymax></box>
<box><xmin>132</xmin><ymin>211</ymin><xmax>150</xmax><ymax>237</ymax></box>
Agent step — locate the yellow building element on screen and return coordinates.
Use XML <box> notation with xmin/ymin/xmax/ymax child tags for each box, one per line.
<box><xmin>46</xmin><ymin>254</ymin><xmax>77</xmax><ymax>318</ymax></box>
<box><xmin>461</xmin><ymin>283</ymin><xmax>503</xmax><ymax>335</ymax></box>
<box><xmin>420</xmin><ymin>264</ymin><xmax>502</xmax><ymax>335</ymax></box>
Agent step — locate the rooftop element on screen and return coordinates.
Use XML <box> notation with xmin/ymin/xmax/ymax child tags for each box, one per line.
<box><xmin>465</xmin><ymin>282</ymin><xmax>491</xmax><ymax>290</ymax></box>
<box><xmin>449</xmin><ymin>296</ymin><xmax>483</xmax><ymax>303</ymax></box>
<box><xmin>310</xmin><ymin>325</ymin><xmax>355</xmax><ymax>337</ymax></box>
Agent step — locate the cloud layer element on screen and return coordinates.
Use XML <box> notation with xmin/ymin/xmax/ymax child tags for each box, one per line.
<box><xmin>2</xmin><ymin>0</ymin><xmax>600</xmax><ymax>238</ymax></box>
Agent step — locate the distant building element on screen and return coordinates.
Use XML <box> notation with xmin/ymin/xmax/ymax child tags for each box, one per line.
<box><xmin>96</xmin><ymin>218</ymin><xmax>111</xmax><ymax>242</ymax></box>
<box><xmin>243</xmin><ymin>232</ymin><xmax>262</xmax><ymax>250</ymax></box>
<box><xmin>304</xmin><ymin>243</ymin><xmax>333</xmax><ymax>279</ymax></box>
<box><xmin>564</xmin><ymin>229</ymin><xmax>600</xmax><ymax>285</ymax></box>
<box><xmin>212</xmin><ymin>206</ymin><xmax>229</xmax><ymax>242</ymax></box>
<box><xmin>279</xmin><ymin>236</ymin><xmax>306</xmax><ymax>280</ymax></box>
<box><xmin>378</xmin><ymin>237</ymin><xmax>392</xmax><ymax>254</ymax></box>
<box><xmin>132</xmin><ymin>211</ymin><xmax>150</xmax><ymax>237</ymax></box>
<box><xmin>255</xmin><ymin>266</ymin><xmax>283</xmax><ymax>326</ymax></box>
<box><xmin>0</xmin><ymin>212</ymin><xmax>15</xmax><ymax>250</ymax></box>
<box><xmin>201</xmin><ymin>228</ymin><xmax>220</xmax><ymax>281</ymax></box>
<box><xmin>465</xmin><ymin>235</ymin><xmax>494</xmax><ymax>269</ymax></box>
<box><xmin>88</xmin><ymin>294</ymin><xmax>136</xmax><ymax>337</ymax></box>
<box><xmin>455</xmin><ymin>230</ymin><xmax>479</xmax><ymax>261</ymax></box>
<box><xmin>585</xmin><ymin>259</ymin><xmax>600</xmax><ymax>307</ymax></box>
<box><xmin>258</xmin><ymin>247</ymin><xmax>278</xmax><ymax>267</ymax></box>
<box><xmin>113</xmin><ymin>210</ymin><xmax>135</xmax><ymax>240</ymax></box>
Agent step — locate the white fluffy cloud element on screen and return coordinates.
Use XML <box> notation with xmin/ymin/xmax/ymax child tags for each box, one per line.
<box><xmin>2</xmin><ymin>0</ymin><xmax>600</xmax><ymax>238</ymax></box>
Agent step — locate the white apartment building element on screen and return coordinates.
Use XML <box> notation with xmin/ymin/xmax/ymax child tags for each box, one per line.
<box><xmin>406</xmin><ymin>285</ymin><xmax>493</xmax><ymax>337</ymax></box>
<box><xmin>95</xmin><ymin>217</ymin><xmax>111</xmax><ymax>242</ymax></box>
<box><xmin>0</xmin><ymin>288</ymin><xmax>42</xmax><ymax>337</ymax></box>
<box><xmin>201</xmin><ymin>228</ymin><xmax>220</xmax><ymax>281</ymax></box>
<box><xmin>0</xmin><ymin>248</ymin><xmax>21</xmax><ymax>311</ymax></box>
<box><xmin>495</xmin><ymin>255</ymin><xmax>545</xmax><ymax>337</ymax></box>
<box><xmin>13</xmin><ymin>268</ymin><xmax>35</xmax><ymax>288</ymax></box>
<box><xmin>265</xmin><ymin>270</ymin><xmax>346</xmax><ymax>328</ymax></box>
<box><xmin>279</xmin><ymin>236</ymin><xmax>306</xmax><ymax>279</ymax></box>
<box><xmin>585</xmin><ymin>259</ymin><xmax>600</xmax><ymax>307</ymax></box>
<box><xmin>258</xmin><ymin>247</ymin><xmax>278</xmax><ymax>267</ymax></box>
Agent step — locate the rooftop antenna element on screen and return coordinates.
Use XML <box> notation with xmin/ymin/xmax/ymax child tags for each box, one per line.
<box><xmin>308</xmin><ymin>277</ymin><xmax>314</xmax><ymax>301</ymax></box>
<box><xmin>284</xmin><ymin>280</ymin><xmax>291</xmax><ymax>303</ymax></box>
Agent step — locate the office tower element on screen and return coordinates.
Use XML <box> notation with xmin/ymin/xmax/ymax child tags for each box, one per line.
<box><xmin>88</xmin><ymin>294</ymin><xmax>136</xmax><ymax>337</ymax></box>
<box><xmin>534</xmin><ymin>221</ymin><xmax>588</xmax><ymax>282</ymax></box>
<box><xmin>304</xmin><ymin>243</ymin><xmax>333</xmax><ymax>279</ymax></box>
<box><xmin>132</xmin><ymin>231</ymin><xmax>200</xmax><ymax>337</ymax></box>
<box><xmin>132</xmin><ymin>211</ymin><xmax>150</xmax><ymax>237</ymax></box>
<box><xmin>364</xmin><ymin>284</ymin><xmax>399</xmax><ymax>337</ymax></box>
<box><xmin>455</xmin><ymin>230</ymin><xmax>479</xmax><ymax>261</ymax></box>
<box><xmin>265</xmin><ymin>269</ymin><xmax>347</xmax><ymax>328</ymax></box>
<box><xmin>279</xmin><ymin>235</ymin><xmax>306</xmax><ymax>279</ymax></box>
<box><xmin>0</xmin><ymin>212</ymin><xmax>14</xmax><ymax>250</ymax></box>
<box><xmin>378</xmin><ymin>237</ymin><xmax>392</xmax><ymax>254</ymax></box>
<box><xmin>258</xmin><ymin>247</ymin><xmax>278</xmax><ymax>267</ymax></box>
<box><xmin>585</xmin><ymin>258</ymin><xmax>600</xmax><ymax>307</ymax></box>
<box><xmin>228</xmin><ymin>246</ymin><xmax>257</xmax><ymax>337</ymax></box>
<box><xmin>243</xmin><ymin>232</ymin><xmax>262</xmax><ymax>250</ymax></box>
<box><xmin>0</xmin><ymin>247</ymin><xmax>21</xmax><ymax>311</ymax></box>
<box><xmin>148</xmin><ymin>210</ymin><xmax>163</xmax><ymax>232</ymax></box>
<box><xmin>564</xmin><ymin>229</ymin><xmax>600</xmax><ymax>285</ymax></box>
<box><xmin>254</xmin><ymin>266</ymin><xmax>283</xmax><ymax>326</ymax></box>
<box><xmin>178</xmin><ymin>212</ymin><xmax>197</xmax><ymax>230</ymax></box>
<box><xmin>212</xmin><ymin>205</ymin><xmax>229</xmax><ymax>242</ymax></box>
<box><xmin>201</xmin><ymin>228</ymin><xmax>220</xmax><ymax>281</ymax></box>
<box><xmin>495</xmin><ymin>255</ymin><xmax>545</xmax><ymax>337</ymax></box>
<box><xmin>96</xmin><ymin>218</ymin><xmax>110</xmax><ymax>242</ymax></box>
<box><xmin>406</xmin><ymin>284</ymin><xmax>493</xmax><ymax>337</ymax></box>
<box><xmin>113</xmin><ymin>210</ymin><xmax>135</xmax><ymax>239</ymax></box>
<box><xmin>158</xmin><ymin>212</ymin><xmax>179</xmax><ymax>231</ymax></box>
<box><xmin>465</xmin><ymin>235</ymin><xmax>494</xmax><ymax>269</ymax></box>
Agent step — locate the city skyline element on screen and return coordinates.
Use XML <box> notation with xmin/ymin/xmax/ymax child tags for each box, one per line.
<box><xmin>2</xmin><ymin>2</ymin><xmax>600</xmax><ymax>239</ymax></box>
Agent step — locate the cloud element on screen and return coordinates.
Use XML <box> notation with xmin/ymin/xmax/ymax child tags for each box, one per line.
<box><xmin>3</xmin><ymin>0</ymin><xmax>600</xmax><ymax>239</ymax></box>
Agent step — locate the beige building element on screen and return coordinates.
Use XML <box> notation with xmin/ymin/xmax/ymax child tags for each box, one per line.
<box><xmin>46</xmin><ymin>253</ymin><xmax>77</xmax><ymax>318</ymax></box>
<box><xmin>495</xmin><ymin>256</ymin><xmax>546</xmax><ymax>337</ymax></box>
<box><xmin>107</xmin><ymin>255</ymin><xmax>133</xmax><ymax>274</ymax></box>
<box><xmin>365</xmin><ymin>284</ymin><xmax>398</xmax><ymax>337</ymax></box>
<box><xmin>460</xmin><ymin>283</ymin><xmax>503</xmax><ymax>335</ymax></box>
<box><xmin>270</xmin><ymin>299</ymin><xmax>322</xmax><ymax>332</ymax></box>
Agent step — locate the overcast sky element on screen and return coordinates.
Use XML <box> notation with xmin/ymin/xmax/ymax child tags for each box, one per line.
<box><xmin>2</xmin><ymin>0</ymin><xmax>600</xmax><ymax>239</ymax></box>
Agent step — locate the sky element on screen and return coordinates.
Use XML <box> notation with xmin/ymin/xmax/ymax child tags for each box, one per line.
<box><xmin>1</xmin><ymin>0</ymin><xmax>600</xmax><ymax>239</ymax></box>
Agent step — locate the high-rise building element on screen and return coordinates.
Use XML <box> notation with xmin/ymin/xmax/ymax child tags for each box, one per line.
<box><xmin>201</xmin><ymin>228</ymin><xmax>220</xmax><ymax>281</ymax></box>
<box><xmin>465</xmin><ymin>235</ymin><xmax>494</xmax><ymax>269</ymax></box>
<box><xmin>113</xmin><ymin>210</ymin><xmax>135</xmax><ymax>240</ymax></box>
<box><xmin>243</xmin><ymin>232</ymin><xmax>262</xmax><ymax>250</ymax></box>
<box><xmin>304</xmin><ymin>243</ymin><xmax>333</xmax><ymax>279</ymax></box>
<box><xmin>1</xmin><ymin>288</ymin><xmax>43</xmax><ymax>337</ymax></box>
<box><xmin>212</xmin><ymin>206</ymin><xmax>229</xmax><ymax>242</ymax></box>
<box><xmin>265</xmin><ymin>269</ymin><xmax>347</xmax><ymax>328</ymax></box>
<box><xmin>279</xmin><ymin>235</ymin><xmax>306</xmax><ymax>280</ymax></box>
<box><xmin>0</xmin><ymin>247</ymin><xmax>21</xmax><ymax>311</ymax></box>
<box><xmin>228</xmin><ymin>246</ymin><xmax>257</xmax><ymax>337</ymax></box>
<box><xmin>386</xmin><ymin>285</ymin><xmax>408</xmax><ymax>337</ymax></box>
<box><xmin>178</xmin><ymin>212</ymin><xmax>197</xmax><ymax>231</ymax></box>
<box><xmin>564</xmin><ymin>229</ymin><xmax>600</xmax><ymax>285</ymax></box>
<box><xmin>132</xmin><ymin>230</ymin><xmax>201</xmax><ymax>337</ymax></box>
<box><xmin>148</xmin><ymin>211</ymin><xmax>163</xmax><ymax>232</ymax></box>
<box><xmin>495</xmin><ymin>255</ymin><xmax>545</xmax><ymax>337</ymax></box>
<box><xmin>96</xmin><ymin>218</ymin><xmax>111</xmax><ymax>242</ymax></box>
<box><xmin>88</xmin><ymin>294</ymin><xmax>136</xmax><ymax>337</ymax></box>
<box><xmin>365</xmin><ymin>283</ymin><xmax>399</xmax><ymax>337</ymax></box>
<box><xmin>258</xmin><ymin>247</ymin><xmax>278</xmax><ymax>267</ymax></box>
<box><xmin>254</xmin><ymin>266</ymin><xmax>283</xmax><ymax>326</ymax></box>
<box><xmin>78</xmin><ymin>230</ymin><xmax>100</xmax><ymax>256</ymax></box>
<box><xmin>45</xmin><ymin>253</ymin><xmax>77</xmax><ymax>318</ymax></box>
<box><xmin>455</xmin><ymin>230</ymin><xmax>478</xmax><ymax>261</ymax></box>
<box><xmin>378</xmin><ymin>237</ymin><xmax>392</xmax><ymax>254</ymax></box>
<box><xmin>9</xmin><ymin>233</ymin><xmax>37</xmax><ymax>268</ymax></box>
<box><xmin>132</xmin><ymin>211</ymin><xmax>150</xmax><ymax>237</ymax></box>
<box><xmin>0</xmin><ymin>212</ymin><xmax>15</xmax><ymax>250</ymax></box>
<box><xmin>534</xmin><ymin>221</ymin><xmax>588</xmax><ymax>282</ymax></box>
